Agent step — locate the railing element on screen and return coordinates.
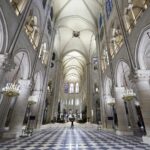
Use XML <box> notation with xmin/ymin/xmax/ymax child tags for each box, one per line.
<box><xmin>11</xmin><ymin>2</ymin><xmax>23</xmax><ymax>16</ymax></box>
<box><xmin>126</xmin><ymin>0</ymin><xmax>150</xmax><ymax>33</ymax></box>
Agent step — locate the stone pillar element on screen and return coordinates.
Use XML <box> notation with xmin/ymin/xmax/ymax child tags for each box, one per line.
<box><xmin>3</xmin><ymin>79</ymin><xmax>31</xmax><ymax>138</ymax></box>
<box><xmin>0</xmin><ymin>54</ymin><xmax>8</xmax><ymax>84</ymax></box>
<box><xmin>115</xmin><ymin>87</ymin><xmax>133</xmax><ymax>135</ymax></box>
<box><xmin>95</xmin><ymin>35</ymin><xmax>107</xmax><ymax>128</ymax></box>
<box><xmin>73</xmin><ymin>94</ymin><xmax>75</xmax><ymax>113</ymax></box>
<box><xmin>105</xmin><ymin>96</ymin><xmax>114</xmax><ymax>130</ymax></box>
<box><xmin>0</xmin><ymin>54</ymin><xmax>15</xmax><ymax>133</ymax></box>
<box><xmin>45</xmin><ymin>92</ymin><xmax>53</xmax><ymax>123</ymax></box>
<box><xmin>126</xmin><ymin>100</ymin><xmax>139</xmax><ymax>133</ymax></box>
<box><xmin>0</xmin><ymin>97</ymin><xmax>12</xmax><ymax>130</ymax></box>
<box><xmin>135</xmin><ymin>70</ymin><xmax>150</xmax><ymax>144</ymax></box>
<box><xmin>86</xmin><ymin>62</ymin><xmax>93</xmax><ymax>122</ymax></box>
<box><xmin>31</xmin><ymin>90</ymin><xmax>42</xmax><ymax>116</ymax></box>
<box><xmin>51</xmin><ymin>60</ymin><xmax>61</xmax><ymax>120</ymax></box>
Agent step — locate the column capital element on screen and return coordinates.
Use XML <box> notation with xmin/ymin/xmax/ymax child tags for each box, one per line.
<box><xmin>18</xmin><ymin>79</ymin><xmax>31</xmax><ymax>89</ymax></box>
<box><xmin>115</xmin><ymin>86</ymin><xmax>125</xmax><ymax>91</ymax></box>
<box><xmin>134</xmin><ymin>70</ymin><xmax>150</xmax><ymax>81</ymax></box>
<box><xmin>0</xmin><ymin>54</ymin><xmax>8</xmax><ymax>69</ymax></box>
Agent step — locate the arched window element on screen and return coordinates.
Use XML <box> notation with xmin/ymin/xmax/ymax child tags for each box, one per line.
<box><xmin>10</xmin><ymin>0</ymin><xmax>27</xmax><ymax>16</ymax></box>
<box><xmin>76</xmin><ymin>99</ymin><xmax>79</xmax><ymax>106</ymax></box>
<box><xmin>69</xmin><ymin>100</ymin><xmax>71</xmax><ymax>105</ymax></box>
<box><xmin>64</xmin><ymin>82</ymin><xmax>69</xmax><ymax>93</ymax></box>
<box><xmin>69</xmin><ymin>83</ymin><xmax>74</xmax><ymax>93</ymax></box>
<box><xmin>101</xmin><ymin>48</ymin><xmax>109</xmax><ymax>72</ymax></box>
<box><xmin>39</xmin><ymin>43</ymin><xmax>48</xmax><ymax>65</ymax></box>
<box><xmin>93</xmin><ymin>57</ymin><xmax>98</xmax><ymax>70</ymax></box>
<box><xmin>42</xmin><ymin>0</ymin><xmax>47</xmax><ymax>9</ymax></box>
<box><xmin>106</xmin><ymin>0</ymin><xmax>113</xmax><ymax>19</ymax></box>
<box><xmin>75</xmin><ymin>83</ymin><xmax>79</xmax><ymax>93</ymax></box>
<box><xmin>94</xmin><ymin>83</ymin><xmax>99</xmax><ymax>93</ymax></box>
<box><xmin>124</xmin><ymin>0</ymin><xmax>150</xmax><ymax>33</ymax></box>
<box><xmin>99</xmin><ymin>14</ymin><xmax>103</xmax><ymax>29</ymax></box>
<box><xmin>25</xmin><ymin>12</ymin><xmax>40</xmax><ymax>49</ymax></box>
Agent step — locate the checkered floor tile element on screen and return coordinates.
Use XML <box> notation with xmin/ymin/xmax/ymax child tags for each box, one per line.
<box><xmin>0</xmin><ymin>123</ymin><xmax>150</xmax><ymax>150</ymax></box>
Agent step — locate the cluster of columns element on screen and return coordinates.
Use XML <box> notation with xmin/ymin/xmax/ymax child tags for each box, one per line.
<box><xmin>0</xmin><ymin>0</ymin><xmax>55</xmax><ymax>137</ymax></box>
<box><xmin>51</xmin><ymin>60</ymin><xmax>61</xmax><ymax>121</ymax></box>
<box><xmin>99</xmin><ymin>70</ymin><xmax>150</xmax><ymax>144</ymax></box>
<box><xmin>135</xmin><ymin>70</ymin><xmax>150</xmax><ymax>143</ymax></box>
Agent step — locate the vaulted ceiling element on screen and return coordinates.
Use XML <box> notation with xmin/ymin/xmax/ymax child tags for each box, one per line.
<box><xmin>53</xmin><ymin>0</ymin><xmax>102</xmax><ymax>84</ymax></box>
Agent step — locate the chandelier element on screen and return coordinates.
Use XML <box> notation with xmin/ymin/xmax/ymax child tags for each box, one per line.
<box><xmin>2</xmin><ymin>83</ymin><xmax>20</xmax><ymax>97</ymax></box>
<box><xmin>123</xmin><ymin>88</ymin><xmax>136</xmax><ymax>101</ymax></box>
<box><xmin>2</xmin><ymin>53</ymin><xmax>24</xmax><ymax>97</ymax></box>
<box><xmin>106</xmin><ymin>97</ymin><xmax>116</xmax><ymax>106</ymax></box>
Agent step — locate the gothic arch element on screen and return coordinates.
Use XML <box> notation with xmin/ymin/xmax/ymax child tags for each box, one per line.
<box><xmin>104</xmin><ymin>76</ymin><xmax>112</xmax><ymax>97</ymax></box>
<box><xmin>0</xmin><ymin>8</ymin><xmax>8</xmax><ymax>53</ymax></box>
<box><xmin>135</xmin><ymin>25</ymin><xmax>150</xmax><ymax>69</ymax></box>
<box><xmin>115</xmin><ymin>60</ymin><xmax>131</xmax><ymax>88</ymax></box>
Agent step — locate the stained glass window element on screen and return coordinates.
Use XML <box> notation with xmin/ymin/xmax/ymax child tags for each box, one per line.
<box><xmin>69</xmin><ymin>83</ymin><xmax>74</xmax><ymax>93</ymax></box>
<box><xmin>75</xmin><ymin>83</ymin><xmax>79</xmax><ymax>93</ymax></box>
<box><xmin>64</xmin><ymin>83</ymin><xmax>69</xmax><ymax>93</ymax></box>
<box><xmin>106</xmin><ymin>0</ymin><xmax>113</xmax><ymax>19</ymax></box>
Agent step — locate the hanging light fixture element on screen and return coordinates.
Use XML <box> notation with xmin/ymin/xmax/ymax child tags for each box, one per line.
<box><xmin>121</xmin><ymin>61</ymin><xmax>136</xmax><ymax>101</ymax></box>
<box><xmin>2</xmin><ymin>53</ymin><xmax>24</xmax><ymax>97</ymax></box>
<box><xmin>2</xmin><ymin>83</ymin><xmax>20</xmax><ymax>97</ymax></box>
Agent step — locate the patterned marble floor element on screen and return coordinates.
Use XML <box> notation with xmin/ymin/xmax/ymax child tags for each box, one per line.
<box><xmin>0</xmin><ymin>123</ymin><xmax>150</xmax><ymax>150</ymax></box>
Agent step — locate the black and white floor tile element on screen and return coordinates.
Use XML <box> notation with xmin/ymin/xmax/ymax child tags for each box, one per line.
<box><xmin>0</xmin><ymin>123</ymin><xmax>150</xmax><ymax>150</ymax></box>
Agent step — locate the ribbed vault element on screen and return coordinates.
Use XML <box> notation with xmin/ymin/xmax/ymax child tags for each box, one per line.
<box><xmin>53</xmin><ymin>0</ymin><xmax>101</xmax><ymax>87</ymax></box>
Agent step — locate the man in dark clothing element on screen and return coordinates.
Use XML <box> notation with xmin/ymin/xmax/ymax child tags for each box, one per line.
<box><xmin>71</xmin><ymin>120</ymin><xmax>74</xmax><ymax>128</ymax></box>
<box><xmin>70</xmin><ymin>115</ymin><xmax>75</xmax><ymax>128</ymax></box>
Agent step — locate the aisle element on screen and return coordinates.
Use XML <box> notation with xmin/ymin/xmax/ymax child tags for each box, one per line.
<box><xmin>0</xmin><ymin>123</ymin><xmax>150</xmax><ymax>150</ymax></box>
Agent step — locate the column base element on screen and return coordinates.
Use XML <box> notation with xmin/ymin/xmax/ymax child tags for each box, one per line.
<box><xmin>103</xmin><ymin>128</ymin><xmax>115</xmax><ymax>132</ymax></box>
<box><xmin>116</xmin><ymin>130</ymin><xmax>133</xmax><ymax>136</ymax></box>
<box><xmin>142</xmin><ymin>136</ymin><xmax>150</xmax><ymax>145</ymax></box>
<box><xmin>2</xmin><ymin>131</ymin><xmax>22</xmax><ymax>138</ymax></box>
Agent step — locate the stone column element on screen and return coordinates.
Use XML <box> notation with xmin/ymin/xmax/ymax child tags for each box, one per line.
<box><xmin>105</xmin><ymin>96</ymin><xmax>114</xmax><ymax>130</ymax></box>
<box><xmin>0</xmin><ymin>97</ymin><xmax>12</xmax><ymax>130</ymax></box>
<box><xmin>86</xmin><ymin>62</ymin><xmax>93</xmax><ymax>122</ymax></box>
<box><xmin>45</xmin><ymin>91</ymin><xmax>53</xmax><ymax>123</ymax></box>
<box><xmin>73</xmin><ymin>94</ymin><xmax>75</xmax><ymax>113</ymax></box>
<box><xmin>126</xmin><ymin>100</ymin><xmax>139</xmax><ymax>134</ymax></box>
<box><xmin>0</xmin><ymin>54</ymin><xmax>8</xmax><ymax>84</ymax></box>
<box><xmin>0</xmin><ymin>54</ymin><xmax>15</xmax><ymax>133</ymax></box>
<box><xmin>31</xmin><ymin>90</ymin><xmax>42</xmax><ymax>116</ymax></box>
<box><xmin>115</xmin><ymin>87</ymin><xmax>133</xmax><ymax>135</ymax></box>
<box><xmin>3</xmin><ymin>79</ymin><xmax>31</xmax><ymax>138</ymax></box>
<box><xmin>51</xmin><ymin>60</ymin><xmax>61</xmax><ymax>121</ymax></box>
<box><xmin>95</xmin><ymin>35</ymin><xmax>107</xmax><ymax>128</ymax></box>
<box><xmin>135</xmin><ymin>70</ymin><xmax>150</xmax><ymax>144</ymax></box>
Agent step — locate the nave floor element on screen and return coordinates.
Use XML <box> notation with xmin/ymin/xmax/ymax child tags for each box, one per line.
<box><xmin>0</xmin><ymin>123</ymin><xmax>150</xmax><ymax>150</ymax></box>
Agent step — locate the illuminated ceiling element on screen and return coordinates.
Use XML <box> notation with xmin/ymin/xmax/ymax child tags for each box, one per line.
<box><xmin>53</xmin><ymin>0</ymin><xmax>101</xmax><ymax>83</ymax></box>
